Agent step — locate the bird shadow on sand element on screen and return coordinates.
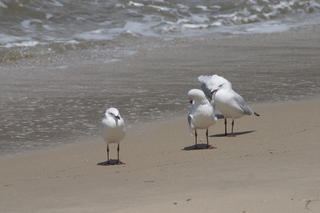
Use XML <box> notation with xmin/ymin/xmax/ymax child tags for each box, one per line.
<box><xmin>97</xmin><ymin>160</ymin><xmax>125</xmax><ymax>166</ymax></box>
<box><xmin>183</xmin><ymin>144</ymin><xmax>217</xmax><ymax>151</ymax></box>
<box><xmin>215</xmin><ymin>114</ymin><xmax>225</xmax><ymax>119</ymax></box>
<box><xmin>210</xmin><ymin>130</ymin><xmax>256</xmax><ymax>137</ymax></box>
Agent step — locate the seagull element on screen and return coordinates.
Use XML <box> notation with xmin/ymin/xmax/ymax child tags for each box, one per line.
<box><xmin>188</xmin><ymin>89</ymin><xmax>218</xmax><ymax>149</ymax></box>
<box><xmin>198</xmin><ymin>74</ymin><xmax>259</xmax><ymax>136</ymax></box>
<box><xmin>101</xmin><ymin>107</ymin><xmax>126</xmax><ymax>165</ymax></box>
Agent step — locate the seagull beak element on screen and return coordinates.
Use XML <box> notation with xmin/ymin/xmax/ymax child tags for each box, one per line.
<box><xmin>115</xmin><ymin>115</ymin><xmax>120</xmax><ymax>120</ymax></box>
<box><xmin>211</xmin><ymin>89</ymin><xmax>218</xmax><ymax>94</ymax></box>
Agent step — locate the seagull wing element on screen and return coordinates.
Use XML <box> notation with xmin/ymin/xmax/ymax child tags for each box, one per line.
<box><xmin>234</xmin><ymin>93</ymin><xmax>254</xmax><ymax>115</ymax></box>
<box><xmin>188</xmin><ymin>114</ymin><xmax>194</xmax><ymax>136</ymax></box>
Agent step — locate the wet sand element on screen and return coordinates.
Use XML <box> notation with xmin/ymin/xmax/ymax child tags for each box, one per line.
<box><xmin>0</xmin><ymin>24</ymin><xmax>320</xmax><ymax>212</ymax></box>
<box><xmin>1</xmin><ymin>24</ymin><xmax>320</xmax><ymax>155</ymax></box>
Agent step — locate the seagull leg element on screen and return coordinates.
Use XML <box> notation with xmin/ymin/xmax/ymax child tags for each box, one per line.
<box><xmin>194</xmin><ymin>129</ymin><xmax>199</xmax><ymax>149</ymax></box>
<box><xmin>224</xmin><ymin>118</ymin><xmax>228</xmax><ymax>136</ymax></box>
<box><xmin>229</xmin><ymin>119</ymin><xmax>236</xmax><ymax>137</ymax></box>
<box><xmin>206</xmin><ymin>129</ymin><xmax>216</xmax><ymax>149</ymax></box>
<box><xmin>107</xmin><ymin>144</ymin><xmax>109</xmax><ymax>162</ymax></box>
<box><xmin>117</xmin><ymin>144</ymin><xmax>120</xmax><ymax>163</ymax></box>
<box><xmin>116</xmin><ymin>144</ymin><xmax>124</xmax><ymax>165</ymax></box>
<box><xmin>103</xmin><ymin>144</ymin><xmax>111</xmax><ymax>166</ymax></box>
<box><xmin>206</xmin><ymin>129</ymin><xmax>209</xmax><ymax>147</ymax></box>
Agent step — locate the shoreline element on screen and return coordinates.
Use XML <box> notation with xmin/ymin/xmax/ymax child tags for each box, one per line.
<box><xmin>1</xmin><ymin>98</ymin><xmax>320</xmax><ymax>212</ymax></box>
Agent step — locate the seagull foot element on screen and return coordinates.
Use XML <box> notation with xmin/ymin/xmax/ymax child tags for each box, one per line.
<box><xmin>116</xmin><ymin>161</ymin><xmax>125</xmax><ymax>165</ymax></box>
<box><xmin>206</xmin><ymin>146</ymin><xmax>217</xmax><ymax>149</ymax></box>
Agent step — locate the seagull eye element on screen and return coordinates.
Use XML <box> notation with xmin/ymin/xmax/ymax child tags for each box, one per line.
<box><xmin>219</xmin><ymin>84</ymin><xmax>223</xmax><ymax>87</ymax></box>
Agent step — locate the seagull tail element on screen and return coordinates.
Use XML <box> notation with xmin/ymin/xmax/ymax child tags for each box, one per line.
<box><xmin>197</xmin><ymin>75</ymin><xmax>211</xmax><ymax>84</ymax></box>
<box><xmin>254</xmin><ymin>112</ymin><xmax>260</xmax><ymax>116</ymax></box>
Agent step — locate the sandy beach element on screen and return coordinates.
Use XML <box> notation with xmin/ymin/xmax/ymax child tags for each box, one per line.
<box><xmin>1</xmin><ymin>98</ymin><xmax>320</xmax><ymax>212</ymax></box>
<box><xmin>1</xmin><ymin>16</ymin><xmax>320</xmax><ymax>212</ymax></box>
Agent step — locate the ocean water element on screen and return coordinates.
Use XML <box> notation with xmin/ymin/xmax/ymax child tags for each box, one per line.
<box><xmin>1</xmin><ymin>0</ymin><xmax>320</xmax><ymax>63</ymax></box>
<box><xmin>1</xmin><ymin>0</ymin><xmax>320</xmax><ymax>156</ymax></box>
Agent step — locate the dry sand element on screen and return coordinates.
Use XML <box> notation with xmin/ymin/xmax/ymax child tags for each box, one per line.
<box><xmin>1</xmin><ymin>98</ymin><xmax>320</xmax><ymax>212</ymax></box>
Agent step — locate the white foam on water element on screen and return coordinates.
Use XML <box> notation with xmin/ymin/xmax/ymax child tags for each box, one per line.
<box><xmin>128</xmin><ymin>1</ymin><xmax>144</xmax><ymax>7</ymax></box>
<box><xmin>0</xmin><ymin>1</ymin><xmax>7</xmax><ymax>8</ymax></box>
<box><xmin>5</xmin><ymin>41</ymin><xmax>40</xmax><ymax>48</ymax></box>
<box><xmin>73</xmin><ymin>29</ymin><xmax>114</xmax><ymax>41</ymax></box>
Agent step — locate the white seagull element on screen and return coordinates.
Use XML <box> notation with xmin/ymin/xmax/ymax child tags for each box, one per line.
<box><xmin>101</xmin><ymin>107</ymin><xmax>126</xmax><ymax>165</ymax></box>
<box><xmin>198</xmin><ymin>74</ymin><xmax>259</xmax><ymax>136</ymax></box>
<box><xmin>188</xmin><ymin>89</ymin><xmax>218</xmax><ymax>149</ymax></box>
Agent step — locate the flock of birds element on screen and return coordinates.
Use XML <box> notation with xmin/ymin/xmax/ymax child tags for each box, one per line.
<box><xmin>101</xmin><ymin>74</ymin><xmax>259</xmax><ymax>165</ymax></box>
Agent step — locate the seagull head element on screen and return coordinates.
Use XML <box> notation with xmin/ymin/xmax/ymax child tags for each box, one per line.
<box><xmin>210</xmin><ymin>76</ymin><xmax>232</xmax><ymax>94</ymax></box>
<box><xmin>106</xmin><ymin>107</ymin><xmax>121</xmax><ymax>120</ymax></box>
<box><xmin>188</xmin><ymin>89</ymin><xmax>206</xmax><ymax>103</ymax></box>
